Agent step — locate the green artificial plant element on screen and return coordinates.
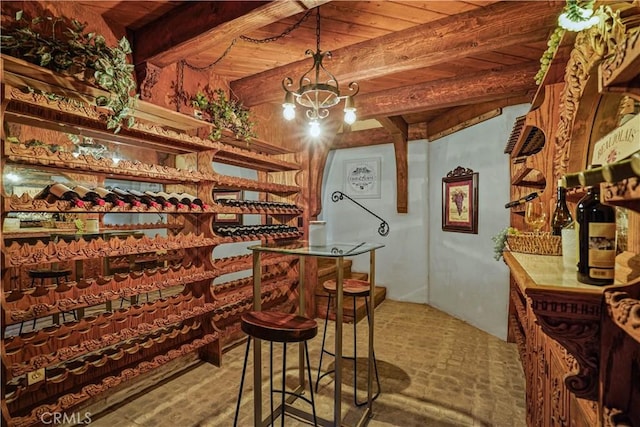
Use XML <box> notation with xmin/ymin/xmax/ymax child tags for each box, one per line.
<box><xmin>191</xmin><ymin>88</ymin><xmax>256</xmax><ymax>142</ymax></box>
<box><xmin>1</xmin><ymin>10</ymin><xmax>138</xmax><ymax>133</ymax></box>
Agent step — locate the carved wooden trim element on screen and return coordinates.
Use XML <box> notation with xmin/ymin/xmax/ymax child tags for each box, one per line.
<box><xmin>6</xmin><ymin>321</ymin><xmax>203</xmax><ymax>407</ymax></box>
<box><xmin>603</xmin><ymin>406</ymin><xmax>632</xmax><ymax>427</ymax></box>
<box><xmin>4</xmin><ymin>293</ymin><xmax>215</xmax><ymax>377</ymax></box>
<box><xmin>3</xmin><ymin>264</ymin><xmax>214</xmax><ymax>325</ymax></box>
<box><xmin>605</xmin><ymin>289</ymin><xmax>640</xmax><ymax>343</ymax></box>
<box><xmin>526</xmin><ymin>288</ymin><xmax>602</xmax><ymax>400</ymax></box>
<box><xmin>2</xmin><ymin>232</ymin><xmax>218</xmax><ymax>266</ymax></box>
<box><xmin>553</xmin><ymin>7</ymin><xmax>622</xmax><ymax>182</ymax></box>
<box><xmin>446</xmin><ymin>166</ymin><xmax>475</xmax><ymax>177</ymax></box>
<box><xmin>7</xmin><ymin>332</ymin><xmax>218</xmax><ymax>427</ymax></box>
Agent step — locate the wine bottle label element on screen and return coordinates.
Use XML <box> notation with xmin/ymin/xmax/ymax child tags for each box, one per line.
<box><xmin>587</xmin><ymin>222</ymin><xmax>615</xmax><ymax>279</ymax></box>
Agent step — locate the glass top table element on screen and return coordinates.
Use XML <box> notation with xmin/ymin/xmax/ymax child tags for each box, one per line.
<box><xmin>248</xmin><ymin>240</ymin><xmax>384</xmax><ymax>427</ymax></box>
<box><xmin>248</xmin><ymin>240</ymin><xmax>384</xmax><ymax>257</ymax></box>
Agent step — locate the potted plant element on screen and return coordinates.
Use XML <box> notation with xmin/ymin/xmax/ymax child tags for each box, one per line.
<box><xmin>1</xmin><ymin>10</ymin><xmax>137</xmax><ymax>133</ymax></box>
<box><xmin>191</xmin><ymin>88</ymin><xmax>256</xmax><ymax>142</ymax></box>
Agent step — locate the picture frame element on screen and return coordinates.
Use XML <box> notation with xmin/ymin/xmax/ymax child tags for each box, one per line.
<box><xmin>213</xmin><ymin>190</ymin><xmax>243</xmax><ymax>224</ymax></box>
<box><xmin>344</xmin><ymin>157</ymin><xmax>381</xmax><ymax>199</ymax></box>
<box><xmin>442</xmin><ymin>166</ymin><xmax>478</xmax><ymax>234</ymax></box>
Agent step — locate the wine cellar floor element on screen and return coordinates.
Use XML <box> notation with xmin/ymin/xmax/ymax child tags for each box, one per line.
<box><xmin>84</xmin><ymin>300</ymin><xmax>526</xmax><ymax>427</ymax></box>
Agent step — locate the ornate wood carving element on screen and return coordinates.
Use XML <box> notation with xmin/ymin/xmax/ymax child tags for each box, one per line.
<box><xmin>3</xmin><ymin>232</ymin><xmax>218</xmax><ymax>266</ymax></box>
<box><xmin>7</xmin><ymin>332</ymin><xmax>218</xmax><ymax>427</ymax></box>
<box><xmin>605</xmin><ymin>283</ymin><xmax>640</xmax><ymax>344</ymax></box>
<box><xmin>553</xmin><ymin>7</ymin><xmax>629</xmax><ymax>182</ymax></box>
<box><xmin>3</xmin><ymin>264</ymin><xmax>212</xmax><ymax>324</ymax></box>
<box><xmin>5</xmin><ymin>294</ymin><xmax>215</xmax><ymax>377</ymax></box>
<box><xmin>527</xmin><ymin>288</ymin><xmax>601</xmax><ymax>400</ymax></box>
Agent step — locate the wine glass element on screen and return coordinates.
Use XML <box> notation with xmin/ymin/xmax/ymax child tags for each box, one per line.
<box><xmin>525</xmin><ymin>201</ymin><xmax>547</xmax><ymax>232</ymax></box>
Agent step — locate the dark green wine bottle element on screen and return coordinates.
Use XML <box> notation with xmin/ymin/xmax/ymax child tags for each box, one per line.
<box><xmin>576</xmin><ymin>183</ymin><xmax>615</xmax><ymax>285</ymax></box>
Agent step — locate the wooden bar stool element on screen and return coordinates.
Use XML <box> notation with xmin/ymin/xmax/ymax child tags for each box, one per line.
<box><xmin>315</xmin><ymin>278</ymin><xmax>381</xmax><ymax>406</ymax></box>
<box><xmin>234</xmin><ymin>311</ymin><xmax>318</xmax><ymax>427</ymax></box>
<box><xmin>22</xmin><ymin>268</ymin><xmax>75</xmax><ymax>333</ymax></box>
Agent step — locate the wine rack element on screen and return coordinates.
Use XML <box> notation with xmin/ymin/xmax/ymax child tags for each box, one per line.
<box><xmin>1</xmin><ymin>54</ymin><xmax>304</xmax><ymax>426</ymax></box>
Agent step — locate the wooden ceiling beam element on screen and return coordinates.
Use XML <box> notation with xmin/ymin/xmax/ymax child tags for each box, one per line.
<box><xmin>133</xmin><ymin>0</ymin><xmax>330</xmax><ymax>68</ymax></box>
<box><xmin>231</xmin><ymin>1</ymin><xmax>563</xmax><ymax>106</ymax></box>
<box><xmin>355</xmin><ymin>62</ymin><xmax>539</xmax><ymax>120</ymax></box>
<box><xmin>426</xmin><ymin>95</ymin><xmax>532</xmax><ymax>141</ymax></box>
<box><xmin>378</xmin><ymin>116</ymin><xmax>409</xmax><ymax>213</ymax></box>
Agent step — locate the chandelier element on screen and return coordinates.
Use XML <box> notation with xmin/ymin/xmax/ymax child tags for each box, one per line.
<box><xmin>282</xmin><ymin>7</ymin><xmax>359</xmax><ymax>137</ymax></box>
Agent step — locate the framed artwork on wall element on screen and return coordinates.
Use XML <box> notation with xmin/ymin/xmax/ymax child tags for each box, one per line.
<box><xmin>213</xmin><ymin>190</ymin><xmax>243</xmax><ymax>224</ymax></box>
<box><xmin>442</xmin><ymin>166</ymin><xmax>478</xmax><ymax>234</ymax></box>
<box><xmin>344</xmin><ymin>157</ymin><xmax>381</xmax><ymax>199</ymax></box>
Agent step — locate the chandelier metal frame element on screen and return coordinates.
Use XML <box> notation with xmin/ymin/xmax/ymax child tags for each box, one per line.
<box><xmin>282</xmin><ymin>7</ymin><xmax>359</xmax><ymax>127</ymax></box>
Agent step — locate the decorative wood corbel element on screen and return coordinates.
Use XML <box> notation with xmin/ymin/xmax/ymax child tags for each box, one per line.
<box><xmin>135</xmin><ymin>62</ymin><xmax>162</xmax><ymax>100</ymax></box>
<box><xmin>526</xmin><ymin>288</ymin><xmax>602</xmax><ymax>400</ymax></box>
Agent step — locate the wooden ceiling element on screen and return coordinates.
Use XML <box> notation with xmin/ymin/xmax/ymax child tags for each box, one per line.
<box><xmin>76</xmin><ymin>0</ymin><xmax>565</xmax><ymax>140</ymax></box>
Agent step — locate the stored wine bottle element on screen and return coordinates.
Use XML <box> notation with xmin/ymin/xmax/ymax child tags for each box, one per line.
<box><xmin>93</xmin><ymin>187</ymin><xmax>126</xmax><ymax>207</ymax></box>
<box><xmin>505</xmin><ymin>191</ymin><xmax>540</xmax><ymax>208</ymax></box>
<box><xmin>35</xmin><ymin>183</ymin><xmax>85</xmax><ymax>207</ymax></box>
<box><xmin>180</xmin><ymin>193</ymin><xmax>209</xmax><ymax>209</ymax></box>
<box><xmin>155</xmin><ymin>191</ymin><xmax>186</xmax><ymax>208</ymax></box>
<box><xmin>109</xmin><ymin>188</ymin><xmax>142</xmax><ymax>207</ymax></box>
<box><xmin>576</xmin><ymin>182</ymin><xmax>616</xmax><ymax>285</ymax></box>
<box><xmin>551</xmin><ymin>180</ymin><xmax>573</xmax><ymax>236</ymax></box>
<box><xmin>144</xmin><ymin>191</ymin><xmax>173</xmax><ymax>208</ymax></box>
<box><xmin>72</xmin><ymin>185</ymin><xmax>106</xmax><ymax>206</ymax></box>
<box><xmin>125</xmin><ymin>189</ymin><xmax>160</xmax><ymax>208</ymax></box>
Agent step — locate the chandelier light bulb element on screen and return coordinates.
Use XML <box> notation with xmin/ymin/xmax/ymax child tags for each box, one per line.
<box><xmin>309</xmin><ymin>120</ymin><xmax>321</xmax><ymax>138</ymax></box>
<box><xmin>283</xmin><ymin>103</ymin><xmax>296</xmax><ymax>121</ymax></box>
<box><xmin>344</xmin><ymin>109</ymin><xmax>357</xmax><ymax>125</ymax></box>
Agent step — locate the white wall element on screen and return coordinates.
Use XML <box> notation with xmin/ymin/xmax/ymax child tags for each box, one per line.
<box><xmin>428</xmin><ymin>104</ymin><xmax>530</xmax><ymax>339</ymax></box>
<box><xmin>321</xmin><ymin>142</ymin><xmax>429</xmax><ymax>303</ymax></box>
<box><xmin>321</xmin><ymin>104</ymin><xmax>530</xmax><ymax>340</ymax></box>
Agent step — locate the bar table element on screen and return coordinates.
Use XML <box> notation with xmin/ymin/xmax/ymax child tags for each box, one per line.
<box><xmin>248</xmin><ymin>240</ymin><xmax>384</xmax><ymax>427</ymax></box>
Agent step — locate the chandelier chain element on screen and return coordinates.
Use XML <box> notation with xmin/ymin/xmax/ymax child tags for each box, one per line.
<box><xmin>181</xmin><ymin>8</ymin><xmax>313</xmax><ymax>73</ymax></box>
<box><xmin>316</xmin><ymin>8</ymin><xmax>321</xmax><ymax>52</ymax></box>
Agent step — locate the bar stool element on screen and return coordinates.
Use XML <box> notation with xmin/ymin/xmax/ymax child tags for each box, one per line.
<box><xmin>234</xmin><ymin>311</ymin><xmax>318</xmax><ymax>427</ymax></box>
<box><xmin>315</xmin><ymin>278</ymin><xmax>381</xmax><ymax>406</ymax></box>
<box><xmin>24</xmin><ymin>269</ymin><xmax>75</xmax><ymax>332</ymax></box>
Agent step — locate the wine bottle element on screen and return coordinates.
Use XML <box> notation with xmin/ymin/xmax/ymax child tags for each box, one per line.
<box><xmin>144</xmin><ymin>191</ymin><xmax>173</xmax><ymax>208</ymax></box>
<box><xmin>109</xmin><ymin>187</ymin><xmax>142</xmax><ymax>207</ymax></box>
<box><xmin>72</xmin><ymin>185</ymin><xmax>106</xmax><ymax>206</ymax></box>
<box><xmin>93</xmin><ymin>187</ymin><xmax>126</xmax><ymax>207</ymax></box>
<box><xmin>35</xmin><ymin>183</ymin><xmax>85</xmax><ymax>207</ymax></box>
<box><xmin>157</xmin><ymin>191</ymin><xmax>186</xmax><ymax>209</ymax></box>
<box><xmin>505</xmin><ymin>191</ymin><xmax>540</xmax><ymax>208</ymax></box>
<box><xmin>551</xmin><ymin>180</ymin><xmax>572</xmax><ymax>236</ymax></box>
<box><xmin>180</xmin><ymin>193</ymin><xmax>209</xmax><ymax>209</ymax></box>
<box><xmin>576</xmin><ymin>182</ymin><xmax>616</xmax><ymax>285</ymax></box>
<box><xmin>124</xmin><ymin>189</ymin><xmax>160</xmax><ymax>208</ymax></box>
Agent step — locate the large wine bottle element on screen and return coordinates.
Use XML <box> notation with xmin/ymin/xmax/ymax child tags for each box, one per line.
<box><xmin>576</xmin><ymin>183</ymin><xmax>616</xmax><ymax>285</ymax></box>
<box><xmin>551</xmin><ymin>180</ymin><xmax>572</xmax><ymax>236</ymax></box>
<box><xmin>73</xmin><ymin>185</ymin><xmax>106</xmax><ymax>206</ymax></box>
<box><xmin>35</xmin><ymin>183</ymin><xmax>85</xmax><ymax>207</ymax></box>
<box><xmin>93</xmin><ymin>187</ymin><xmax>126</xmax><ymax>207</ymax></box>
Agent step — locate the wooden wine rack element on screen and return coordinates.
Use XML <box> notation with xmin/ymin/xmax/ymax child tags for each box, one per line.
<box><xmin>1</xmin><ymin>54</ymin><xmax>304</xmax><ymax>426</ymax></box>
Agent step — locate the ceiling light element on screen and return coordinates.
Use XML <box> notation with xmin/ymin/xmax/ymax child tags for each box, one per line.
<box><xmin>558</xmin><ymin>0</ymin><xmax>599</xmax><ymax>32</ymax></box>
<box><xmin>282</xmin><ymin>7</ymin><xmax>359</xmax><ymax>137</ymax></box>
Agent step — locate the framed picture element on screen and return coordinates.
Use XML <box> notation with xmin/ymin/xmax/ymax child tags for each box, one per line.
<box><xmin>344</xmin><ymin>157</ymin><xmax>381</xmax><ymax>199</ymax></box>
<box><xmin>214</xmin><ymin>190</ymin><xmax>243</xmax><ymax>224</ymax></box>
<box><xmin>442</xmin><ymin>166</ymin><xmax>478</xmax><ymax>234</ymax></box>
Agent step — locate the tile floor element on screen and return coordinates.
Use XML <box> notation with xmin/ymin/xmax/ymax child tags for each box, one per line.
<box><xmin>86</xmin><ymin>300</ymin><xmax>526</xmax><ymax>427</ymax></box>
